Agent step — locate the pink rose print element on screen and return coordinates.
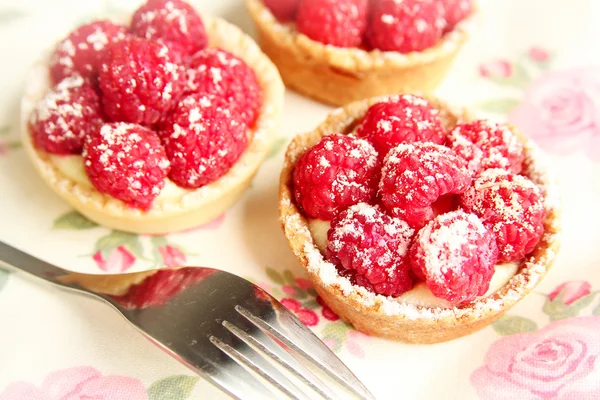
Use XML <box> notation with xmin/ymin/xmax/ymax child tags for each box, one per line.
<box><xmin>471</xmin><ymin>316</ymin><xmax>600</xmax><ymax>399</ymax></box>
<box><xmin>158</xmin><ymin>245</ymin><xmax>186</xmax><ymax>267</ymax></box>
<box><xmin>0</xmin><ymin>366</ymin><xmax>147</xmax><ymax>400</ymax></box>
<box><xmin>295</xmin><ymin>278</ymin><xmax>313</xmax><ymax>290</ymax></box>
<box><xmin>92</xmin><ymin>246</ymin><xmax>136</xmax><ymax>273</ymax></box>
<box><xmin>479</xmin><ymin>59</ymin><xmax>513</xmax><ymax>79</ymax></box>
<box><xmin>282</xmin><ymin>284</ymin><xmax>297</xmax><ymax>296</ymax></box>
<box><xmin>317</xmin><ymin>296</ymin><xmax>339</xmax><ymax>321</ymax></box>
<box><xmin>529</xmin><ymin>47</ymin><xmax>551</xmax><ymax>63</ymax></box>
<box><xmin>549</xmin><ymin>281</ymin><xmax>592</xmax><ymax>306</ymax></box>
<box><xmin>0</xmin><ymin>141</ymin><xmax>7</xmax><ymax>156</ymax></box>
<box><xmin>509</xmin><ymin>67</ymin><xmax>600</xmax><ymax>161</ymax></box>
<box><xmin>281</xmin><ymin>298</ymin><xmax>319</xmax><ymax>326</ymax></box>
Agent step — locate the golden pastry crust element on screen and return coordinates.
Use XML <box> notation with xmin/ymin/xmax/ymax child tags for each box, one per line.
<box><xmin>246</xmin><ymin>0</ymin><xmax>475</xmax><ymax>106</ymax></box>
<box><xmin>278</xmin><ymin>95</ymin><xmax>561</xmax><ymax>344</ymax></box>
<box><xmin>21</xmin><ymin>12</ymin><xmax>285</xmax><ymax>235</ymax></box>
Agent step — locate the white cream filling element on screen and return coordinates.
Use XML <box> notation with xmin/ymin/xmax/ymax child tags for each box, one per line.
<box><xmin>50</xmin><ymin>154</ymin><xmax>191</xmax><ymax>201</ymax></box>
<box><xmin>308</xmin><ymin>218</ymin><xmax>519</xmax><ymax>308</ymax></box>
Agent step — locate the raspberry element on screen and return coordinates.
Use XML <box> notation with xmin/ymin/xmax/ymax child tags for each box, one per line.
<box><xmin>99</xmin><ymin>36</ymin><xmax>185</xmax><ymax>126</ymax></box>
<box><xmin>356</xmin><ymin>95</ymin><xmax>446</xmax><ymax>158</ymax></box>
<box><xmin>441</xmin><ymin>0</ymin><xmax>473</xmax><ymax>31</ymax></box>
<box><xmin>83</xmin><ymin>122</ymin><xmax>170</xmax><ymax>210</ymax></box>
<box><xmin>326</xmin><ymin>203</ymin><xmax>415</xmax><ymax>297</ymax></box>
<box><xmin>130</xmin><ymin>0</ymin><xmax>207</xmax><ymax>62</ymax></box>
<box><xmin>459</xmin><ymin>169</ymin><xmax>546</xmax><ymax>262</ymax></box>
<box><xmin>448</xmin><ymin>120</ymin><xmax>524</xmax><ymax>176</ymax></box>
<box><xmin>293</xmin><ymin>134</ymin><xmax>380</xmax><ymax>220</ymax></box>
<box><xmin>160</xmin><ymin>93</ymin><xmax>248</xmax><ymax>189</ymax></box>
<box><xmin>187</xmin><ymin>49</ymin><xmax>263</xmax><ymax>126</ymax></box>
<box><xmin>368</xmin><ymin>0</ymin><xmax>444</xmax><ymax>52</ymax></box>
<box><xmin>111</xmin><ymin>268</ymin><xmax>214</xmax><ymax>309</ymax></box>
<box><xmin>379</xmin><ymin>143</ymin><xmax>471</xmax><ymax>228</ymax></box>
<box><xmin>296</xmin><ymin>0</ymin><xmax>369</xmax><ymax>48</ymax></box>
<box><xmin>49</xmin><ymin>20</ymin><xmax>127</xmax><ymax>84</ymax></box>
<box><xmin>410</xmin><ymin>210</ymin><xmax>498</xmax><ymax>304</ymax></box>
<box><xmin>263</xmin><ymin>0</ymin><xmax>301</xmax><ymax>21</ymax></box>
<box><xmin>29</xmin><ymin>75</ymin><xmax>103</xmax><ymax>155</ymax></box>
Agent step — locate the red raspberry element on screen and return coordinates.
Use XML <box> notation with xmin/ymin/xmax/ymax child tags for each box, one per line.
<box><xmin>293</xmin><ymin>134</ymin><xmax>380</xmax><ymax>220</ymax></box>
<box><xmin>111</xmin><ymin>268</ymin><xmax>214</xmax><ymax>309</ymax></box>
<box><xmin>410</xmin><ymin>210</ymin><xmax>498</xmax><ymax>304</ymax></box>
<box><xmin>130</xmin><ymin>0</ymin><xmax>208</xmax><ymax>62</ymax></box>
<box><xmin>356</xmin><ymin>95</ymin><xmax>446</xmax><ymax>158</ymax></box>
<box><xmin>187</xmin><ymin>49</ymin><xmax>263</xmax><ymax>126</ymax></box>
<box><xmin>441</xmin><ymin>0</ymin><xmax>473</xmax><ymax>31</ymax></box>
<box><xmin>263</xmin><ymin>0</ymin><xmax>301</xmax><ymax>21</ymax></box>
<box><xmin>296</xmin><ymin>0</ymin><xmax>369</xmax><ymax>48</ymax></box>
<box><xmin>83</xmin><ymin>122</ymin><xmax>170</xmax><ymax>210</ymax></box>
<box><xmin>327</xmin><ymin>203</ymin><xmax>415</xmax><ymax>297</ymax></box>
<box><xmin>459</xmin><ymin>169</ymin><xmax>546</xmax><ymax>262</ymax></box>
<box><xmin>368</xmin><ymin>0</ymin><xmax>444</xmax><ymax>52</ymax></box>
<box><xmin>29</xmin><ymin>75</ymin><xmax>103</xmax><ymax>155</ymax></box>
<box><xmin>49</xmin><ymin>20</ymin><xmax>127</xmax><ymax>84</ymax></box>
<box><xmin>448</xmin><ymin>120</ymin><xmax>524</xmax><ymax>177</ymax></box>
<box><xmin>379</xmin><ymin>143</ymin><xmax>471</xmax><ymax>228</ymax></box>
<box><xmin>99</xmin><ymin>36</ymin><xmax>184</xmax><ymax>126</ymax></box>
<box><xmin>160</xmin><ymin>93</ymin><xmax>248</xmax><ymax>189</ymax></box>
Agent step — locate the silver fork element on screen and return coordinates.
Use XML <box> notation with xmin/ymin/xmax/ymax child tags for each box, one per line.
<box><xmin>0</xmin><ymin>241</ymin><xmax>375</xmax><ymax>400</ymax></box>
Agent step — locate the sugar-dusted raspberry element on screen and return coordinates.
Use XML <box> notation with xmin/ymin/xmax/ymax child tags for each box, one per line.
<box><xmin>356</xmin><ymin>95</ymin><xmax>446</xmax><ymax>157</ymax></box>
<box><xmin>83</xmin><ymin>122</ymin><xmax>170</xmax><ymax>209</ymax></box>
<box><xmin>379</xmin><ymin>143</ymin><xmax>471</xmax><ymax>228</ymax></box>
<box><xmin>160</xmin><ymin>93</ymin><xmax>248</xmax><ymax>189</ymax></box>
<box><xmin>459</xmin><ymin>169</ymin><xmax>546</xmax><ymax>262</ymax></box>
<box><xmin>448</xmin><ymin>120</ymin><xmax>524</xmax><ymax>176</ymax></box>
<box><xmin>29</xmin><ymin>75</ymin><xmax>103</xmax><ymax>155</ymax></box>
<box><xmin>130</xmin><ymin>0</ymin><xmax>207</xmax><ymax>62</ymax></box>
<box><xmin>410</xmin><ymin>210</ymin><xmax>498</xmax><ymax>304</ymax></box>
<box><xmin>187</xmin><ymin>48</ymin><xmax>263</xmax><ymax>126</ymax></box>
<box><xmin>49</xmin><ymin>20</ymin><xmax>127</xmax><ymax>84</ymax></box>
<box><xmin>111</xmin><ymin>268</ymin><xmax>214</xmax><ymax>309</ymax></box>
<box><xmin>296</xmin><ymin>0</ymin><xmax>369</xmax><ymax>48</ymax></box>
<box><xmin>263</xmin><ymin>0</ymin><xmax>301</xmax><ymax>21</ymax></box>
<box><xmin>293</xmin><ymin>134</ymin><xmax>380</xmax><ymax>220</ymax></box>
<box><xmin>99</xmin><ymin>36</ymin><xmax>184</xmax><ymax>126</ymax></box>
<box><xmin>441</xmin><ymin>0</ymin><xmax>473</xmax><ymax>31</ymax></box>
<box><xmin>327</xmin><ymin>203</ymin><xmax>415</xmax><ymax>297</ymax></box>
<box><xmin>368</xmin><ymin>0</ymin><xmax>444</xmax><ymax>52</ymax></box>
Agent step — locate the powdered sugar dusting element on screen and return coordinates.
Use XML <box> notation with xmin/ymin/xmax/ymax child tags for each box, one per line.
<box><xmin>415</xmin><ymin>211</ymin><xmax>492</xmax><ymax>291</ymax></box>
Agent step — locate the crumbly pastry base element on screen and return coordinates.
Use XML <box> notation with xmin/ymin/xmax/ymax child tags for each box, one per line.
<box><xmin>21</xmin><ymin>12</ymin><xmax>285</xmax><ymax>235</ymax></box>
<box><xmin>246</xmin><ymin>0</ymin><xmax>474</xmax><ymax>106</ymax></box>
<box><xmin>279</xmin><ymin>95</ymin><xmax>561</xmax><ymax>344</ymax></box>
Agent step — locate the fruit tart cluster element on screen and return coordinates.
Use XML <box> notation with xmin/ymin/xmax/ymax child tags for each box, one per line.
<box><xmin>290</xmin><ymin>94</ymin><xmax>547</xmax><ymax>305</ymax></box>
<box><xmin>263</xmin><ymin>0</ymin><xmax>472</xmax><ymax>52</ymax></box>
<box><xmin>247</xmin><ymin>0</ymin><xmax>475</xmax><ymax>105</ymax></box>
<box><xmin>28</xmin><ymin>0</ymin><xmax>263</xmax><ymax>211</ymax></box>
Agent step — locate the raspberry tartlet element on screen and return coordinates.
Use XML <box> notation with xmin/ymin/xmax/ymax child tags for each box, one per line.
<box><xmin>246</xmin><ymin>0</ymin><xmax>475</xmax><ymax>106</ymax></box>
<box><xmin>279</xmin><ymin>95</ymin><xmax>560</xmax><ymax>343</ymax></box>
<box><xmin>21</xmin><ymin>0</ymin><xmax>284</xmax><ymax>234</ymax></box>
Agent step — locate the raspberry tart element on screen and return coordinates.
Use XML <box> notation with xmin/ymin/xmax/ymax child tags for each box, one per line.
<box><xmin>279</xmin><ymin>94</ymin><xmax>560</xmax><ymax>343</ymax></box>
<box><xmin>21</xmin><ymin>0</ymin><xmax>284</xmax><ymax>234</ymax></box>
<box><xmin>246</xmin><ymin>0</ymin><xmax>475</xmax><ymax>106</ymax></box>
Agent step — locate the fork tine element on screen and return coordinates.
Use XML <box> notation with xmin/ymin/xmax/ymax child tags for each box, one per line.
<box><xmin>222</xmin><ymin>320</ymin><xmax>340</xmax><ymax>400</ymax></box>
<box><xmin>210</xmin><ymin>333</ymin><xmax>312</xmax><ymax>400</ymax></box>
<box><xmin>198</xmin><ymin>353</ymin><xmax>277</xmax><ymax>400</ymax></box>
<box><xmin>236</xmin><ymin>305</ymin><xmax>376</xmax><ymax>400</ymax></box>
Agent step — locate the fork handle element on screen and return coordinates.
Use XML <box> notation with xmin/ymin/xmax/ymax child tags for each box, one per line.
<box><xmin>0</xmin><ymin>241</ymin><xmax>71</xmax><ymax>287</ymax></box>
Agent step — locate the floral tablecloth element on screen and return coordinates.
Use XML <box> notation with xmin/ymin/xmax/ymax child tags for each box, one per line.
<box><xmin>1</xmin><ymin>0</ymin><xmax>600</xmax><ymax>399</ymax></box>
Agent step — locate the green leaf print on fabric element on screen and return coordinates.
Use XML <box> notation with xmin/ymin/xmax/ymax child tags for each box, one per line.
<box><xmin>492</xmin><ymin>315</ymin><xmax>538</xmax><ymax>335</ymax></box>
<box><xmin>148</xmin><ymin>375</ymin><xmax>199</xmax><ymax>400</ymax></box>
